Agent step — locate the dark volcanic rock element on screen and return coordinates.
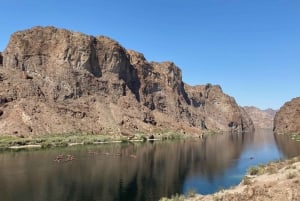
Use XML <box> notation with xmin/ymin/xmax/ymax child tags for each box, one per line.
<box><xmin>0</xmin><ymin>26</ymin><xmax>254</xmax><ymax>136</ymax></box>
<box><xmin>274</xmin><ymin>97</ymin><xmax>300</xmax><ymax>134</ymax></box>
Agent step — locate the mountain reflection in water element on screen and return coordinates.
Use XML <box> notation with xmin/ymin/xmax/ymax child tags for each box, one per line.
<box><xmin>0</xmin><ymin>129</ymin><xmax>300</xmax><ymax>201</ymax></box>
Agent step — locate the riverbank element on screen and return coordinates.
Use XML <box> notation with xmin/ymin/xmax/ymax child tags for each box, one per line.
<box><xmin>0</xmin><ymin>130</ymin><xmax>203</xmax><ymax>150</ymax></box>
<box><xmin>160</xmin><ymin>156</ymin><xmax>300</xmax><ymax>201</ymax></box>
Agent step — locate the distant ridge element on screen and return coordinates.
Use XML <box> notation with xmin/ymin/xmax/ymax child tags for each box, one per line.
<box><xmin>243</xmin><ymin>106</ymin><xmax>276</xmax><ymax>129</ymax></box>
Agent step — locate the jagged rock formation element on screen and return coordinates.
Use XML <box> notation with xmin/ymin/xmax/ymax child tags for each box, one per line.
<box><xmin>274</xmin><ymin>97</ymin><xmax>300</xmax><ymax>134</ymax></box>
<box><xmin>243</xmin><ymin>106</ymin><xmax>276</xmax><ymax>129</ymax></box>
<box><xmin>0</xmin><ymin>26</ymin><xmax>254</xmax><ymax>136</ymax></box>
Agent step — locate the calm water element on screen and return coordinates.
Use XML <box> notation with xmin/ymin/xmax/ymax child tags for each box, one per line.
<box><xmin>1</xmin><ymin>129</ymin><xmax>300</xmax><ymax>201</ymax></box>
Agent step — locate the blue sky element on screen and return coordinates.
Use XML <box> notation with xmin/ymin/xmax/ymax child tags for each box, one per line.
<box><xmin>1</xmin><ymin>0</ymin><xmax>299</xmax><ymax>109</ymax></box>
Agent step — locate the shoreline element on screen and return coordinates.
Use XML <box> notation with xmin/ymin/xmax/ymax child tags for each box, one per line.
<box><xmin>0</xmin><ymin>129</ymin><xmax>259</xmax><ymax>151</ymax></box>
<box><xmin>160</xmin><ymin>156</ymin><xmax>300</xmax><ymax>201</ymax></box>
<box><xmin>0</xmin><ymin>131</ymin><xmax>202</xmax><ymax>150</ymax></box>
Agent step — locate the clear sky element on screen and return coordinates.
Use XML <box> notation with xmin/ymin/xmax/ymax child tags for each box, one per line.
<box><xmin>1</xmin><ymin>0</ymin><xmax>299</xmax><ymax>109</ymax></box>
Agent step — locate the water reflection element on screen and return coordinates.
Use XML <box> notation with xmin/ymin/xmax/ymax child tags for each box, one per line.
<box><xmin>274</xmin><ymin>133</ymin><xmax>300</xmax><ymax>158</ymax></box>
<box><xmin>0</xmin><ymin>130</ymin><xmax>299</xmax><ymax>201</ymax></box>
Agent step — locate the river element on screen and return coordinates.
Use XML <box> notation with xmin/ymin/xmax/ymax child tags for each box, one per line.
<box><xmin>0</xmin><ymin>129</ymin><xmax>300</xmax><ymax>201</ymax></box>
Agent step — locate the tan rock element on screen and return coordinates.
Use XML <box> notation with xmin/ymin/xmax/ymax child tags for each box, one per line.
<box><xmin>243</xmin><ymin>106</ymin><xmax>276</xmax><ymax>129</ymax></box>
<box><xmin>0</xmin><ymin>26</ymin><xmax>254</xmax><ymax>136</ymax></box>
<box><xmin>274</xmin><ymin>97</ymin><xmax>300</xmax><ymax>134</ymax></box>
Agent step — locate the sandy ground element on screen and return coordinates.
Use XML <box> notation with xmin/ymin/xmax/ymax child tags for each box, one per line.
<box><xmin>185</xmin><ymin>157</ymin><xmax>300</xmax><ymax>201</ymax></box>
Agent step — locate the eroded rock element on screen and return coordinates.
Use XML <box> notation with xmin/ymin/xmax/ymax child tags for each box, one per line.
<box><xmin>0</xmin><ymin>26</ymin><xmax>254</xmax><ymax>135</ymax></box>
<box><xmin>243</xmin><ymin>106</ymin><xmax>276</xmax><ymax>129</ymax></box>
<box><xmin>274</xmin><ymin>97</ymin><xmax>300</xmax><ymax>134</ymax></box>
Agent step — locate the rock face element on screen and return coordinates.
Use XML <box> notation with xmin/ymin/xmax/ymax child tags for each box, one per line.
<box><xmin>274</xmin><ymin>97</ymin><xmax>300</xmax><ymax>134</ymax></box>
<box><xmin>0</xmin><ymin>26</ymin><xmax>254</xmax><ymax>136</ymax></box>
<box><xmin>264</xmin><ymin>108</ymin><xmax>277</xmax><ymax>117</ymax></box>
<box><xmin>243</xmin><ymin>106</ymin><xmax>276</xmax><ymax>129</ymax></box>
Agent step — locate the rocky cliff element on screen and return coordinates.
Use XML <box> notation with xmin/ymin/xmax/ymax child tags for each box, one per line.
<box><xmin>0</xmin><ymin>26</ymin><xmax>254</xmax><ymax>136</ymax></box>
<box><xmin>274</xmin><ymin>97</ymin><xmax>300</xmax><ymax>134</ymax></box>
<box><xmin>243</xmin><ymin>106</ymin><xmax>275</xmax><ymax>129</ymax></box>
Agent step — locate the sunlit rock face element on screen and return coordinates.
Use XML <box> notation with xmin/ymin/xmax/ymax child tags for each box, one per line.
<box><xmin>243</xmin><ymin>106</ymin><xmax>276</xmax><ymax>129</ymax></box>
<box><xmin>0</xmin><ymin>26</ymin><xmax>254</xmax><ymax>136</ymax></box>
<box><xmin>274</xmin><ymin>97</ymin><xmax>300</xmax><ymax>135</ymax></box>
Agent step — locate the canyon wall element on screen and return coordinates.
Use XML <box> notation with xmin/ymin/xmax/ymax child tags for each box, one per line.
<box><xmin>0</xmin><ymin>26</ymin><xmax>254</xmax><ymax>136</ymax></box>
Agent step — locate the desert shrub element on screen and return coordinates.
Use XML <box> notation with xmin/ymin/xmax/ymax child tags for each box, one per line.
<box><xmin>141</xmin><ymin>135</ymin><xmax>147</xmax><ymax>142</ymax></box>
<box><xmin>243</xmin><ymin>176</ymin><xmax>252</xmax><ymax>185</ymax></box>
<box><xmin>248</xmin><ymin>166</ymin><xmax>260</xmax><ymax>175</ymax></box>
<box><xmin>55</xmin><ymin>141</ymin><xmax>68</xmax><ymax>147</ymax></box>
<box><xmin>213</xmin><ymin>195</ymin><xmax>224</xmax><ymax>201</ymax></box>
<box><xmin>41</xmin><ymin>142</ymin><xmax>53</xmax><ymax>149</ymax></box>
<box><xmin>159</xmin><ymin>194</ymin><xmax>185</xmax><ymax>201</ymax></box>
<box><xmin>286</xmin><ymin>172</ymin><xmax>297</xmax><ymax>179</ymax></box>
<box><xmin>121</xmin><ymin>138</ymin><xmax>129</xmax><ymax>143</ymax></box>
<box><xmin>187</xmin><ymin>188</ymin><xmax>197</xmax><ymax>198</ymax></box>
<box><xmin>170</xmin><ymin>194</ymin><xmax>185</xmax><ymax>201</ymax></box>
<box><xmin>266</xmin><ymin>167</ymin><xmax>278</xmax><ymax>174</ymax></box>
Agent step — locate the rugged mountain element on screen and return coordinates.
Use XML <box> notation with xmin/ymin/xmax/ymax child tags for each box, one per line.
<box><xmin>0</xmin><ymin>26</ymin><xmax>254</xmax><ymax>136</ymax></box>
<box><xmin>274</xmin><ymin>97</ymin><xmax>300</xmax><ymax>134</ymax></box>
<box><xmin>243</xmin><ymin>106</ymin><xmax>275</xmax><ymax>129</ymax></box>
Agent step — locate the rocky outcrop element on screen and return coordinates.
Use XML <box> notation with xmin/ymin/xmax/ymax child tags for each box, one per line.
<box><xmin>0</xmin><ymin>26</ymin><xmax>254</xmax><ymax>136</ymax></box>
<box><xmin>274</xmin><ymin>97</ymin><xmax>300</xmax><ymax>134</ymax></box>
<box><xmin>184</xmin><ymin>84</ymin><xmax>254</xmax><ymax>132</ymax></box>
<box><xmin>243</xmin><ymin>106</ymin><xmax>275</xmax><ymax>129</ymax></box>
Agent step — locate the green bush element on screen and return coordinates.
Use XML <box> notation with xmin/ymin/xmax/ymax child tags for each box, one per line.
<box><xmin>41</xmin><ymin>142</ymin><xmax>53</xmax><ymax>149</ymax></box>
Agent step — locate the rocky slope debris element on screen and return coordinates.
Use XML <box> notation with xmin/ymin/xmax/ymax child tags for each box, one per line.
<box><xmin>243</xmin><ymin>106</ymin><xmax>275</xmax><ymax>129</ymax></box>
<box><xmin>0</xmin><ymin>26</ymin><xmax>254</xmax><ymax>136</ymax></box>
<box><xmin>274</xmin><ymin>97</ymin><xmax>300</xmax><ymax>134</ymax></box>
